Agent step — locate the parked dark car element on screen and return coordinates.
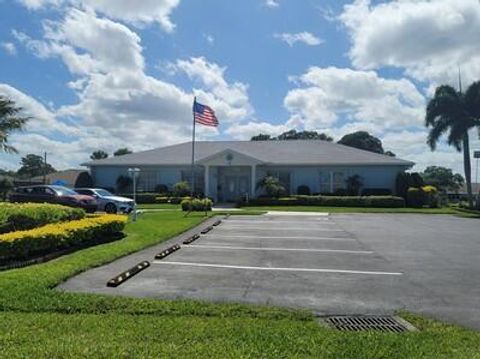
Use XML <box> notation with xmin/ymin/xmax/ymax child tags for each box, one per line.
<box><xmin>9</xmin><ymin>185</ymin><xmax>97</xmax><ymax>213</ymax></box>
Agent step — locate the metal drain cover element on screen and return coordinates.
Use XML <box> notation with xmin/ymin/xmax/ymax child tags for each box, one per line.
<box><xmin>321</xmin><ymin>315</ymin><xmax>416</xmax><ymax>333</ymax></box>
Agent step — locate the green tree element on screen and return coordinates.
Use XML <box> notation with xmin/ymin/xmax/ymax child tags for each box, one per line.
<box><xmin>421</xmin><ymin>166</ymin><xmax>464</xmax><ymax>193</ymax></box>
<box><xmin>250</xmin><ymin>129</ymin><xmax>333</xmax><ymax>141</ymax></box>
<box><xmin>251</xmin><ymin>134</ymin><xmax>272</xmax><ymax>141</ymax></box>
<box><xmin>17</xmin><ymin>154</ymin><xmax>56</xmax><ymax>179</ymax></box>
<box><xmin>0</xmin><ymin>177</ymin><xmax>14</xmax><ymax>200</ymax></box>
<box><xmin>90</xmin><ymin>150</ymin><xmax>108</xmax><ymax>160</ymax></box>
<box><xmin>425</xmin><ymin>82</ymin><xmax>480</xmax><ymax>207</ymax></box>
<box><xmin>113</xmin><ymin>148</ymin><xmax>132</xmax><ymax>156</ymax></box>
<box><xmin>256</xmin><ymin>176</ymin><xmax>285</xmax><ymax>198</ymax></box>
<box><xmin>338</xmin><ymin>131</ymin><xmax>384</xmax><ymax>154</ymax></box>
<box><xmin>0</xmin><ymin>96</ymin><xmax>29</xmax><ymax>153</ymax></box>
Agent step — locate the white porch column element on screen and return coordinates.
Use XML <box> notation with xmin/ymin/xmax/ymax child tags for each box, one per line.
<box><xmin>204</xmin><ymin>165</ymin><xmax>210</xmax><ymax>197</ymax></box>
<box><xmin>251</xmin><ymin>164</ymin><xmax>257</xmax><ymax>198</ymax></box>
<box><xmin>329</xmin><ymin>171</ymin><xmax>334</xmax><ymax>193</ymax></box>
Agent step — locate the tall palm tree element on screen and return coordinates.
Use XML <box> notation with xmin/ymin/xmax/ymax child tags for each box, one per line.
<box><xmin>425</xmin><ymin>81</ymin><xmax>480</xmax><ymax>208</ymax></box>
<box><xmin>0</xmin><ymin>96</ymin><xmax>29</xmax><ymax>153</ymax></box>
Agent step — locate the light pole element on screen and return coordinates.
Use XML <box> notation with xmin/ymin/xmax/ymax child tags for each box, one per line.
<box><xmin>128</xmin><ymin>168</ymin><xmax>140</xmax><ymax>221</ymax></box>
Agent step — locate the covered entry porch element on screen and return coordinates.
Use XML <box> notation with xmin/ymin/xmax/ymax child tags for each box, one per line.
<box><xmin>204</xmin><ymin>166</ymin><xmax>256</xmax><ymax>202</ymax></box>
<box><xmin>197</xmin><ymin>149</ymin><xmax>261</xmax><ymax>203</ymax></box>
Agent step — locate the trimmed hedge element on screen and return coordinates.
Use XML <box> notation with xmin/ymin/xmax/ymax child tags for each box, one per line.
<box><xmin>0</xmin><ymin>214</ymin><xmax>127</xmax><ymax>262</ymax></box>
<box><xmin>241</xmin><ymin>195</ymin><xmax>405</xmax><ymax>208</ymax></box>
<box><xmin>0</xmin><ymin>203</ymin><xmax>85</xmax><ymax>234</ymax></box>
<box><xmin>181</xmin><ymin>199</ymin><xmax>213</xmax><ymax>212</ymax></box>
<box><xmin>117</xmin><ymin>193</ymin><xmax>157</xmax><ymax>204</ymax></box>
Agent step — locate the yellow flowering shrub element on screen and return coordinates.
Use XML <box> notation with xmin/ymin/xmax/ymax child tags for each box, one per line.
<box><xmin>0</xmin><ymin>202</ymin><xmax>85</xmax><ymax>234</ymax></box>
<box><xmin>421</xmin><ymin>185</ymin><xmax>438</xmax><ymax>194</ymax></box>
<box><xmin>0</xmin><ymin>214</ymin><xmax>127</xmax><ymax>262</ymax></box>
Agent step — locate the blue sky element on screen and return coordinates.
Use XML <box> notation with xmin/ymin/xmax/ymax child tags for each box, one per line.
<box><xmin>0</xmin><ymin>0</ymin><xmax>479</xmax><ymax>175</ymax></box>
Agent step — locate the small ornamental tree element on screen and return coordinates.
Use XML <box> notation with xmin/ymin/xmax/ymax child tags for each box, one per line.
<box><xmin>256</xmin><ymin>176</ymin><xmax>285</xmax><ymax>198</ymax></box>
<box><xmin>116</xmin><ymin>175</ymin><xmax>132</xmax><ymax>193</ymax></box>
<box><xmin>173</xmin><ymin>181</ymin><xmax>190</xmax><ymax>197</ymax></box>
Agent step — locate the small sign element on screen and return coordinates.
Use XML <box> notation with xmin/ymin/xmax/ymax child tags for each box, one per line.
<box><xmin>474</xmin><ymin>151</ymin><xmax>480</xmax><ymax>159</ymax></box>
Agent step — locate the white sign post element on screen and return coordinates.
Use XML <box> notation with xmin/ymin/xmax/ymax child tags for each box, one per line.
<box><xmin>128</xmin><ymin>168</ymin><xmax>140</xmax><ymax>222</ymax></box>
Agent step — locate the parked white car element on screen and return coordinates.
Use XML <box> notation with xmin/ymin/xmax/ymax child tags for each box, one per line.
<box><xmin>75</xmin><ymin>188</ymin><xmax>135</xmax><ymax>214</ymax></box>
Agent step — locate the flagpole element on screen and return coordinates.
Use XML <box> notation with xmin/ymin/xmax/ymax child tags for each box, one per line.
<box><xmin>190</xmin><ymin>97</ymin><xmax>196</xmax><ymax>197</ymax></box>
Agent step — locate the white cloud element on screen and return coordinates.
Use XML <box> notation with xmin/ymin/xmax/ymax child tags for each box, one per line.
<box><xmin>1</xmin><ymin>42</ymin><xmax>17</xmax><ymax>56</ymax></box>
<box><xmin>171</xmin><ymin>57</ymin><xmax>253</xmax><ymax>123</ymax></box>
<box><xmin>274</xmin><ymin>32</ymin><xmax>323</xmax><ymax>47</ymax></box>
<box><xmin>284</xmin><ymin>66</ymin><xmax>425</xmax><ymax>131</ymax></box>
<box><xmin>6</xmin><ymin>9</ymin><xmax>254</xmax><ymax>169</ymax></box>
<box><xmin>264</xmin><ymin>0</ymin><xmax>279</xmax><ymax>8</ymax></box>
<box><xmin>82</xmin><ymin>0</ymin><xmax>181</xmax><ymax>33</ymax></box>
<box><xmin>340</xmin><ymin>0</ymin><xmax>480</xmax><ymax>85</ymax></box>
<box><xmin>17</xmin><ymin>0</ymin><xmax>181</xmax><ymax>32</ymax></box>
<box><xmin>226</xmin><ymin>121</ymin><xmax>289</xmax><ymax>140</ymax></box>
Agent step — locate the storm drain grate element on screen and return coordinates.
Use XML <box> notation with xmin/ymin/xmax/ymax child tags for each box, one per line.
<box><xmin>322</xmin><ymin>315</ymin><xmax>415</xmax><ymax>333</ymax></box>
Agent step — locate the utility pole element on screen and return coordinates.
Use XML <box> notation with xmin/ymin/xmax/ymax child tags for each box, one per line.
<box><xmin>43</xmin><ymin>151</ymin><xmax>47</xmax><ymax>184</ymax></box>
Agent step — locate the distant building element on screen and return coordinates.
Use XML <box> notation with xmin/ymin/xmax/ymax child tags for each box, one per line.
<box><xmin>28</xmin><ymin>169</ymin><xmax>92</xmax><ymax>188</ymax></box>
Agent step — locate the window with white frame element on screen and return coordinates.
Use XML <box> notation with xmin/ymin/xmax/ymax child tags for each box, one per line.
<box><xmin>138</xmin><ymin>171</ymin><xmax>157</xmax><ymax>192</ymax></box>
<box><xmin>181</xmin><ymin>170</ymin><xmax>205</xmax><ymax>194</ymax></box>
<box><xmin>319</xmin><ymin>171</ymin><xmax>345</xmax><ymax>193</ymax></box>
<box><xmin>319</xmin><ymin>172</ymin><xmax>331</xmax><ymax>193</ymax></box>
<box><xmin>333</xmin><ymin>172</ymin><xmax>345</xmax><ymax>191</ymax></box>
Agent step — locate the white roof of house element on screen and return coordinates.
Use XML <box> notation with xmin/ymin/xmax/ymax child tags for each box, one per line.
<box><xmin>84</xmin><ymin>140</ymin><xmax>414</xmax><ymax>167</ymax></box>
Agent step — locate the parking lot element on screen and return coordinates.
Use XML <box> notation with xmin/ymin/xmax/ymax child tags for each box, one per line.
<box><xmin>60</xmin><ymin>212</ymin><xmax>480</xmax><ymax>329</ymax></box>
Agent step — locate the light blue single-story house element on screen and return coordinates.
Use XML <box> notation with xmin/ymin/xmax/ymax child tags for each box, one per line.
<box><xmin>83</xmin><ymin>140</ymin><xmax>414</xmax><ymax>202</ymax></box>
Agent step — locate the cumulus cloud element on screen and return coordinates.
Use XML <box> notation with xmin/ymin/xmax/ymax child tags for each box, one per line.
<box><xmin>17</xmin><ymin>0</ymin><xmax>181</xmax><ymax>32</ymax></box>
<box><xmin>1</xmin><ymin>42</ymin><xmax>17</xmax><ymax>56</ymax></box>
<box><xmin>226</xmin><ymin>121</ymin><xmax>290</xmax><ymax>140</ymax></box>
<box><xmin>264</xmin><ymin>0</ymin><xmax>279</xmax><ymax>8</ymax></box>
<box><xmin>274</xmin><ymin>32</ymin><xmax>323</xmax><ymax>47</ymax></box>
<box><xmin>340</xmin><ymin>0</ymin><xmax>480</xmax><ymax>85</ymax></box>
<box><xmin>284</xmin><ymin>66</ymin><xmax>425</xmax><ymax>131</ymax></box>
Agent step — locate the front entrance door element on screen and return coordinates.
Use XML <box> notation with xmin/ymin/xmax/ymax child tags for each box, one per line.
<box><xmin>224</xmin><ymin>176</ymin><xmax>249</xmax><ymax>202</ymax></box>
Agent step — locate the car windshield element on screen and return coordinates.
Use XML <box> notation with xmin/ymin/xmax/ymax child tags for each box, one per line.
<box><xmin>95</xmin><ymin>189</ymin><xmax>114</xmax><ymax>197</ymax></box>
<box><xmin>51</xmin><ymin>186</ymin><xmax>78</xmax><ymax>196</ymax></box>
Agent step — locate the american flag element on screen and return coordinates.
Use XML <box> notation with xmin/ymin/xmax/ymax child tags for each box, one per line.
<box><xmin>193</xmin><ymin>99</ymin><xmax>218</xmax><ymax>127</ymax></box>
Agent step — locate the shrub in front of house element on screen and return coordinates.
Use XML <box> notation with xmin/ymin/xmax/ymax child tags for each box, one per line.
<box><xmin>0</xmin><ymin>203</ymin><xmax>85</xmax><ymax>234</ymax></box>
<box><xmin>406</xmin><ymin>187</ymin><xmax>426</xmax><ymax>208</ymax></box>
<box><xmin>180</xmin><ymin>198</ymin><xmax>212</xmax><ymax>212</ymax></box>
<box><xmin>361</xmin><ymin>188</ymin><xmax>392</xmax><ymax>196</ymax></box>
<box><xmin>0</xmin><ymin>214</ymin><xmax>127</xmax><ymax>262</ymax></box>
<box><xmin>154</xmin><ymin>184</ymin><xmax>169</xmax><ymax>195</ymax></box>
<box><xmin>241</xmin><ymin>195</ymin><xmax>405</xmax><ymax>208</ymax></box>
<box><xmin>173</xmin><ymin>181</ymin><xmax>191</xmax><ymax>197</ymax></box>
<box><xmin>296</xmin><ymin>185</ymin><xmax>311</xmax><ymax>196</ymax></box>
<box><xmin>117</xmin><ymin>193</ymin><xmax>157</xmax><ymax>204</ymax></box>
<box><xmin>422</xmin><ymin>185</ymin><xmax>439</xmax><ymax>208</ymax></box>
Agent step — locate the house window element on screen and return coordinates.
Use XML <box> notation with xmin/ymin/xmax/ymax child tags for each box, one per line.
<box><xmin>266</xmin><ymin>170</ymin><xmax>291</xmax><ymax>194</ymax></box>
<box><xmin>319</xmin><ymin>171</ymin><xmax>345</xmax><ymax>193</ymax></box>
<box><xmin>333</xmin><ymin>172</ymin><xmax>345</xmax><ymax>191</ymax></box>
<box><xmin>138</xmin><ymin>171</ymin><xmax>157</xmax><ymax>192</ymax></box>
<box><xmin>181</xmin><ymin>170</ymin><xmax>205</xmax><ymax>194</ymax></box>
<box><xmin>319</xmin><ymin>172</ymin><xmax>331</xmax><ymax>193</ymax></box>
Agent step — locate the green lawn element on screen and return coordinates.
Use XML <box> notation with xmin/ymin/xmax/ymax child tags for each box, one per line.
<box><xmin>1</xmin><ymin>210</ymin><xmax>479</xmax><ymax>358</ymax></box>
<box><xmin>138</xmin><ymin>203</ymin><xmax>181</xmax><ymax>210</ymax></box>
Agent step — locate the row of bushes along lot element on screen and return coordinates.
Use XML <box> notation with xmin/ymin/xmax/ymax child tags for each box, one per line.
<box><xmin>241</xmin><ymin>195</ymin><xmax>406</xmax><ymax>208</ymax></box>
<box><xmin>0</xmin><ymin>203</ymin><xmax>85</xmax><ymax>234</ymax></box>
<box><xmin>0</xmin><ymin>214</ymin><xmax>127</xmax><ymax>263</ymax></box>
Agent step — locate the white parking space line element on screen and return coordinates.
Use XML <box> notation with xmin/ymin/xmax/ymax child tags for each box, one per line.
<box><xmin>153</xmin><ymin>261</ymin><xmax>403</xmax><ymax>276</ymax></box>
<box><xmin>218</xmin><ymin>226</ymin><xmax>345</xmax><ymax>231</ymax></box>
<box><xmin>203</xmin><ymin>234</ymin><xmax>355</xmax><ymax>241</ymax></box>
<box><xmin>226</xmin><ymin>220</ymin><xmax>332</xmax><ymax>224</ymax></box>
<box><xmin>183</xmin><ymin>244</ymin><xmax>374</xmax><ymax>254</ymax></box>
